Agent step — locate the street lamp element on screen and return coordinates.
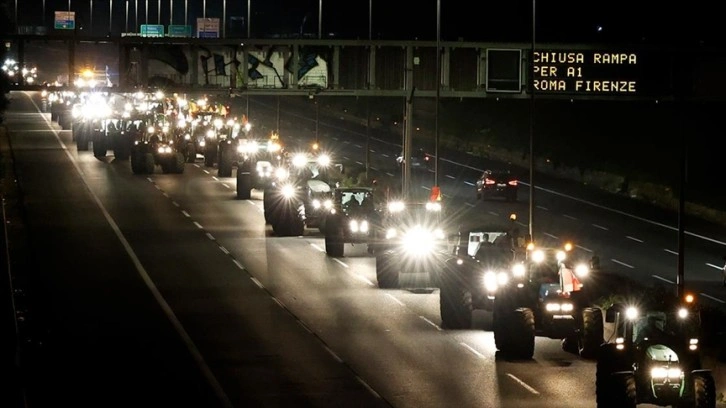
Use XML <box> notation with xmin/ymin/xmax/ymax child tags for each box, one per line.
<box><xmin>125</xmin><ymin>0</ymin><xmax>129</xmax><ymax>33</ymax></box>
<box><xmin>157</xmin><ymin>0</ymin><xmax>160</xmax><ymax>25</ymax></box>
<box><xmin>145</xmin><ymin>0</ymin><xmax>148</xmax><ymax>25</ymax></box>
<box><xmin>247</xmin><ymin>0</ymin><xmax>251</xmax><ymax>38</ymax></box>
<box><xmin>169</xmin><ymin>0</ymin><xmax>173</xmax><ymax>25</ymax></box>
<box><xmin>90</xmin><ymin>0</ymin><xmax>93</xmax><ymax>34</ymax></box>
<box><xmin>529</xmin><ymin>0</ymin><xmax>536</xmax><ymax>239</ymax></box>
<box><xmin>318</xmin><ymin>0</ymin><xmax>322</xmax><ymax>39</ymax></box>
<box><xmin>203</xmin><ymin>0</ymin><xmax>206</xmax><ymax>19</ymax></box>
<box><xmin>110</xmin><ymin>0</ymin><xmax>113</xmax><ymax>35</ymax></box>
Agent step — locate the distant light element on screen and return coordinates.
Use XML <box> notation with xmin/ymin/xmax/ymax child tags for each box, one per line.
<box><xmin>596</xmin><ymin>26</ymin><xmax>603</xmax><ymax>32</ymax></box>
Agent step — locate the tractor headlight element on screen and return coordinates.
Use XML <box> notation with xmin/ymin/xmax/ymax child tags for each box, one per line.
<box><xmin>689</xmin><ymin>338</ymin><xmax>698</xmax><ymax>351</ymax></box>
<box><xmin>651</xmin><ymin>367</ymin><xmax>682</xmax><ymax>380</ymax></box>
<box><xmin>317</xmin><ymin>154</ymin><xmax>331</xmax><ymax>167</ymax></box>
<box><xmin>545</xmin><ymin>302</ymin><xmax>573</xmax><ymax>312</ymax></box>
<box><xmin>402</xmin><ymin>226</ymin><xmax>441</xmax><ymax>256</ymax></box>
<box><xmin>678</xmin><ymin>308</ymin><xmax>688</xmax><ymax>319</ymax></box>
<box><xmin>281</xmin><ymin>185</ymin><xmax>296</xmax><ymax>198</ymax></box>
<box><xmin>426</xmin><ymin>202</ymin><xmax>442</xmax><ymax>211</ymax></box>
<box><xmin>388</xmin><ymin>201</ymin><xmax>405</xmax><ymax>213</ymax></box>
<box><xmin>349</xmin><ymin>220</ymin><xmax>369</xmax><ymax>233</ymax></box>
<box><xmin>312</xmin><ymin>199</ymin><xmax>321</xmax><ymax>209</ymax></box>
<box><xmin>556</xmin><ymin>250</ymin><xmax>567</xmax><ymax>262</ymax></box>
<box><xmin>512</xmin><ymin>263</ymin><xmax>526</xmax><ymax>278</ymax></box>
<box><xmin>292</xmin><ymin>154</ymin><xmax>308</xmax><ymax>167</ymax></box>
<box><xmin>206</xmin><ymin>129</ymin><xmax>215</xmax><ymax>138</ymax></box>
<box><xmin>323</xmin><ymin>199</ymin><xmax>333</xmax><ymax>209</ymax></box>
<box><xmin>532</xmin><ymin>249</ymin><xmax>545</xmax><ymax>263</ymax></box>
<box><xmin>575</xmin><ymin>263</ymin><xmax>589</xmax><ymax>277</ymax></box>
<box><xmin>275</xmin><ymin>167</ymin><xmax>289</xmax><ymax>180</ymax></box>
<box><xmin>385</xmin><ymin>228</ymin><xmax>397</xmax><ymax>239</ymax></box>
<box><xmin>625</xmin><ymin>307</ymin><xmax>639</xmax><ymax>320</ymax></box>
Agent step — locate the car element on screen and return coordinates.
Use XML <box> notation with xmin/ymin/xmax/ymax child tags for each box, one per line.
<box><xmin>395</xmin><ymin>148</ymin><xmax>432</xmax><ymax>171</ymax></box>
<box><xmin>475</xmin><ymin>169</ymin><xmax>518</xmax><ymax>202</ymax></box>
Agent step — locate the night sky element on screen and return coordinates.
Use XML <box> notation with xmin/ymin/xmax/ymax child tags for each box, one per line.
<box><xmin>3</xmin><ymin>0</ymin><xmax>723</xmax><ymax>45</ymax></box>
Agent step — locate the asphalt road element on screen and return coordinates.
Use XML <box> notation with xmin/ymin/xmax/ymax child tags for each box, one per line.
<box><xmin>2</xmin><ymin>90</ymin><xmax>724</xmax><ymax>408</ymax></box>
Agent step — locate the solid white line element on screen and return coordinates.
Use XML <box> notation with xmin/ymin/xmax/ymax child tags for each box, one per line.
<box><xmin>333</xmin><ymin>258</ymin><xmax>349</xmax><ymax>268</ymax></box>
<box><xmin>460</xmin><ymin>342</ymin><xmax>484</xmax><ymax>359</ymax></box>
<box><xmin>536</xmin><ymin>205</ymin><xmax>548</xmax><ymax>211</ymax></box>
<box><xmin>181</xmin><ymin>210</ymin><xmax>191</xmax><ymax>218</ymax></box>
<box><xmin>592</xmin><ymin>224</ymin><xmax>609</xmax><ymax>231</ymax></box>
<box><xmin>297</xmin><ymin>320</ymin><xmax>313</xmax><ymax>333</ymax></box>
<box><xmin>420</xmin><ymin>316</ymin><xmax>442</xmax><ymax>331</ymax></box>
<box><xmin>664</xmin><ymin>249</ymin><xmax>679</xmax><ymax>255</ymax></box>
<box><xmin>385</xmin><ymin>293</ymin><xmax>405</xmax><ymax>307</ymax></box>
<box><xmin>324</xmin><ymin>345</ymin><xmax>343</xmax><ymax>363</ymax></box>
<box><xmin>356</xmin><ymin>377</ymin><xmax>382</xmax><ymax>399</ymax></box>
<box><xmin>232</xmin><ymin>260</ymin><xmax>245</xmax><ymax>270</ymax></box>
<box><xmin>611</xmin><ymin>259</ymin><xmax>634</xmax><ymax>268</ymax></box>
<box><xmin>699</xmin><ymin>293</ymin><xmax>725</xmax><ymax>304</ymax></box>
<box><xmin>193</xmin><ymin>221</ymin><xmax>203</xmax><ymax>229</ymax></box>
<box><xmin>506</xmin><ymin>373</ymin><xmax>540</xmax><ymax>395</ymax></box>
<box><xmin>652</xmin><ymin>274</ymin><xmax>674</xmax><ymax>284</ymax></box>
<box><xmin>310</xmin><ymin>243</ymin><xmax>325</xmax><ymax>252</ymax></box>
<box><xmin>206</xmin><ymin>232</ymin><xmax>215</xmax><ymax>241</ymax></box>
<box><xmin>219</xmin><ymin>246</ymin><xmax>230</xmax><ymax>255</ymax></box>
<box><xmin>250</xmin><ymin>277</ymin><xmax>264</xmax><ymax>289</ymax></box>
<box><xmin>576</xmin><ymin>245</ymin><xmax>593</xmax><ymax>253</ymax></box>
<box><xmin>544</xmin><ymin>232</ymin><xmax>558</xmax><ymax>240</ymax></box>
<box><xmin>563</xmin><ymin>214</ymin><xmax>578</xmax><ymax>220</ymax></box>
<box><xmin>626</xmin><ymin>236</ymin><xmax>643</xmax><ymax>243</ymax></box>
<box><xmin>26</xmin><ymin>94</ymin><xmax>234</xmax><ymax>408</ymax></box>
<box><xmin>272</xmin><ymin>297</ymin><xmax>285</xmax><ymax>308</ymax></box>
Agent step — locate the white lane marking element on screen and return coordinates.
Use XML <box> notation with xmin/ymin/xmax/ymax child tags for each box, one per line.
<box><xmin>382</xmin><ymin>153</ymin><xmax>390</xmax><ymax>157</ymax></box>
<box><xmin>445</xmin><ymin>175</ymin><xmax>455</xmax><ymax>179</ymax></box>
<box><xmin>172</xmin><ymin>201</ymin><xmax>180</xmax><ymax>207</ymax></box>
<box><xmin>543</xmin><ymin>232</ymin><xmax>558</xmax><ymax>240</ymax></box>
<box><xmin>465</xmin><ymin>202</ymin><xmax>475</xmax><ymax>207</ymax></box>
<box><xmin>181</xmin><ymin>210</ymin><xmax>191</xmax><ymax>218</ymax></box>
<box><xmin>488</xmin><ymin>211</ymin><xmax>499</xmax><ymax>216</ymax></box>
<box><xmin>370</xmin><ymin>149</ymin><xmax>376</xmax><ymax>153</ymax></box>
<box><xmin>354</xmin><ymin>144</ymin><xmax>362</xmax><ymax>148</ymax></box>
<box><xmin>386</xmin><ymin>172</ymin><xmax>394</xmax><ymax>176</ymax></box>
<box><xmin>420</xmin><ymin>316</ymin><xmax>442</xmax><ymax>331</ymax></box>
<box><xmin>706</xmin><ymin>263</ymin><xmax>723</xmax><ymax>270</ymax></box>
<box><xmin>212</xmin><ymin>176</ymin><xmax>219</xmax><ymax>181</ymax></box>
<box><xmin>154</xmin><ymin>184</ymin><xmax>161</xmax><ymax>190</ymax></box>
<box><xmin>356</xmin><ymin>377</ymin><xmax>382</xmax><ymax>399</ymax></box>
<box><xmin>27</xmin><ymin>93</ymin><xmax>235</xmax><ymax>408</ymax></box>
<box><xmin>250</xmin><ymin>277</ymin><xmax>264</xmax><ymax>289</ymax></box>
<box><xmin>332</xmin><ymin>137</ymin><xmax>339</xmax><ymax>141</ymax></box>
<box><xmin>193</xmin><ymin>164</ymin><xmax>200</xmax><ymax>168</ymax></box>
<box><xmin>576</xmin><ymin>245</ymin><xmax>593</xmax><ymax>253</ymax></box>
<box><xmin>592</xmin><ymin>224</ymin><xmax>609</xmax><ymax>231</ymax></box>
<box><xmin>515</xmin><ymin>221</ymin><xmax>528</xmax><ymax>228</ymax></box>
<box><xmin>348</xmin><ymin>272</ymin><xmax>375</xmax><ymax>286</ymax></box>
<box><xmin>162</xmin><ymin>192</ymin><xmax>169</xmax><ymax>198</ymax></box>
<box><xmin>652</xmin><ymin>274</ymin><xmax>674</xmax><ymax>284</ymax></box>
<box><xmin>333</xmin><ymin>258</ymin><xmax>349</xmax><ymax>268</ymax></box>
<box><xmin>310</xmin><ymin>243</ymin><xmax>325</xmax><ymax>252</ymax></box>
<box><xmin>536</xmin><ymin>205</ymin><xmax>548</xmax><ymax>211</ymax></box>
<box><xmin>563</xmin><ymin>214</ymin><xmax>578</xmax><ymax>220</ymax></box>
<box><xmin>297</xmin><ymin>320</ymin><xmax>313</xmax><ymax>334</ymax></box>
<box><xmin>232</xmin><ymin>260</ymin><xmax>245</xmax><ymax>270</ymax></box>
<box><xmin>664</xmin><ymin>249</ymin><xmax>679</xmax><ymax>255</ymax></box>
<box><xmin>219</xmin><ymin>246</ymin><xmax>230</xmax><ymax>255</ymax></box>
<box><xmin>147</xmin><ymin>177</ymin><xmax>153</xmax><ymax>182</ymax></box>
<box><xmin>385</xmin><ymin>293</ymin><xmax>405</xmax><ymax>307</ymax></box>
<box><xmin>356</xmin><ymin>161</ymin><xmax>363</xmax><ymax>165</ymax></box>
<box><xmin>626</xmin><ymin>236</ymin><xmax>643</xmax><ymax>243</ymax></box>
<box><xmin>324</xmin><ymin>345</ymin><xmax>343</xmax><ymax>363</ymax></box>
<box><xmin>463</xmin><ymin>181</ymin><xmax>475</xmax><ymax>186</ymax></box>
<box><xmin>221</xmin><ymin>183</ymin><xmax>230</xmax><ymax>189</ymax></box>
<box><xmin>273</xmin><ymin>297</ymin><xmax>285</xmax><ymax>308</ymax></box>
<box><xmin>507</xmin><ymin>373</ymin><xmax>540</xmax><ymax>395</ymax></box>
<box><xmin>203</xmin><ymin>169</ymin><xmax>209</xmax><ymax>174</ymax></box>
<box><xmin>460</xmin><ymin>342</ymin><xmax>485</xmax><ymax>359</ymax></box>
<box><xmin>343</xmin><ymin>156</ymin><xmax>350</xmax><ymax>160</ymax></box>
<box><xmin>611</xmin><ymin>259</ymin><xmax>634</xmax><ymax>268</ymax></box>
<box><xmin>421</xmin><ymin>186</ymin><xmax>431</xmax><ymax>191</ymax></box>
<box><xmin>193</xmin><ymin>221</ymin><xmax>203</xmax><ymax>229</ymax></box>
<box><xmin>206</xmin><ymin>232</ymin><xmax>216</xmax><ymax>241</ymax></box>
<box><xmin>370</xmin><ymin>167</ymin><xmax>378</xmax><ymax>171</ymax></box>
<box><xmin>700</xmin><ymin>293</ymin><xmax>725</xmax><ymax>304</ymax></box>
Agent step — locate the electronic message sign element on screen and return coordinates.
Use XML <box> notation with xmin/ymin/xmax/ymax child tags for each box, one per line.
<box><xmin>532</xmin><ymin>50</ymin><xmax>641</xmax><ymax>95</ymax></box>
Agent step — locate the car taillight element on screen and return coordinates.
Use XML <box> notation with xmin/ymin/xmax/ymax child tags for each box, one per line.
<box><xmin>508</xmin><ymin>180</ymin><xmax>518</xmax><ymax>186</ymax></box>
<box><xmin>485</xmin><ymin>178</ymin><xmax>495</xmax><ymax>185</ymax></box>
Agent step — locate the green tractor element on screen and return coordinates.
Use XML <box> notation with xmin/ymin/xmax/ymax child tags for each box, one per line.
<box><xmin>596</xmin><ymin>294</ymin><xmax>715</xmax><ymax>408</ymax></box>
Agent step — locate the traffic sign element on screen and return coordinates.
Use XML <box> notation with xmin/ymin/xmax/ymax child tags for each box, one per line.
<box><xmin>140</xmin><ymin>24</ymin><xmax>165</xmax><ymax>38</ymax></box>
<box><xmin>167</xmin><ymin>25</ymin><xmax>192</xmax><ymax>38</ymax></box>
<box><xmin>54</xmin><ymin>11</ymin><xmax>75</xmax><ymax>30</ymax></box>
<box><xmin>196</xmin><ymin>18</ymin><xmax>220</xmax><ymax>38</ymax></box>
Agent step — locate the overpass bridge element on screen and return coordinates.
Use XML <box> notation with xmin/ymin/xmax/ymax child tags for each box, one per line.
<box><xmin>4</xmin><ymin>33</ymin><xmax>724</xmax><ymax>102</ymax></box>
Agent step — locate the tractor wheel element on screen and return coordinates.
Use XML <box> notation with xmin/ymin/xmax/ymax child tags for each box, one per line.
<box><xmin>439</xmin><ymin>279</ymin><xmax>472</xmax><ymax>329</ymax></box>
<box><xmin>375</xmin><ymin>254</ymin><xmax>399</xmax><ymax>288</ymax></box>
<box><xmin>578</xmin><ymin>307</ymin><xmax>604</xmax><ymax>359</ymax></box>
<box><xmin>494</xmin><ymin>307</ymin><xmax>534</xmax><ymax>359</ymax></box>
<box><xmin>236</xmin><ymin>163</ymin><xmax>252</xmax><ymax>200</ymax></box>
<box><xmin>324</xmin><ymin>217</ymin><xmax>345</xmax><ymax>257</ymax></box>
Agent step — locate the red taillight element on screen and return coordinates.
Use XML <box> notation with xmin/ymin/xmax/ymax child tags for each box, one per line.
<box><xmin>485</xmin><ymin>178</ymin><xmax>495</xmax><ymax>185</ymax></box>
<box><xmin>508</xmin><ymin>180</ymin><xmax>518</xmax><ymax>186</ymax></box>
